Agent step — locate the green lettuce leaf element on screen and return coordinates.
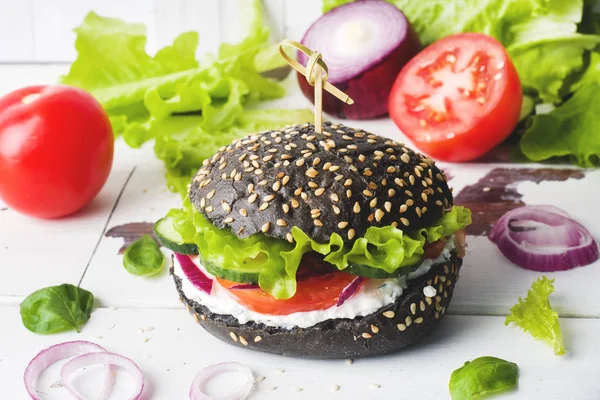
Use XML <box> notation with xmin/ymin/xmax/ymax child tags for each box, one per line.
<box><xmin>175</xmin><ymin>200</ymin><xmax>471</xmax><ymax>299</ymax></box>
<box><xmin>449</xmin><ymin>356</ymin><xmax>519</xmax><ymax>400</ymax></box>
<box><xmin>519</xmin><ymin>78</ymin><xmax>600</xmax><ymax>167</ymax></box>
<box><xmin>505</xmin><ymin>276</ymin><xmax>565</xmax><ymax>356</ymax></box>
<box><xmin>63</xmin><ymin>1</ymin><xmax>312</xmax><ymax>197</ymax></box>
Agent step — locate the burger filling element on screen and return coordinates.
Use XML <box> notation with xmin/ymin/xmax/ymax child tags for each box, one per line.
<box><xmin>174</xmin><ymin>237</ymin><xmax>458</xmax><ymax>328</ymax></box>
<box><xmin>163</xmin><ymin>199</ymin><xmax>470</xmax><ymax>327</ymax></box>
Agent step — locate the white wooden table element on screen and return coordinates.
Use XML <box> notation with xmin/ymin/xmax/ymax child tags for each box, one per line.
<box><xmin>2</xmin><ymin>42</ymin><xmax>600</xmax><ymax>400</ymax></box>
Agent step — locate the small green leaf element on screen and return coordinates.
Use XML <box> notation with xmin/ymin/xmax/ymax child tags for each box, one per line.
<box><xmin>506</xmin><ymin>276</ymin><xmax>565</xmax><ymax>355</ymax></box>
<box><xmin>123</xmin><ymin>235</ymin><xmax>165</xmax><ymax>277</ymax></box>
<box><xmin>449</xmin><ymin>356</ymin><xmax>519</xmax><ymax>400</ymax></box>
<box><xmin>20</xmin><ymin>284</ymin><xmax>94</xmax><ymax>334</ymax></box>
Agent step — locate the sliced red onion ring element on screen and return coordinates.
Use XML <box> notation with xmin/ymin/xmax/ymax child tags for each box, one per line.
<box><xmin>176</xmin><ymin>253</ymin><xmax>213</xmax><ymax>294</ymax></box>
<box><xmin>489</xmin><ymin>205</ymin><xmax>599</xmax><ymax>272</ymax></box>
<box><xmin>24</xmin><ymin>341</ymin><xmax>113</xmax><ymax>400</ymax></box>
<box><xmin>61</xmin><ymin>352</ymin><xmax>144</xmax><ymax>400</ymax></box>
<box><xmin>337</xmin><ymin>276</ymin><xmax>366</xmax><ymax>306</ymax></box>
<box><xmin>189</xmin><ymin>362</ymin><xmax>254</xmax><ymax>400</ymax></box>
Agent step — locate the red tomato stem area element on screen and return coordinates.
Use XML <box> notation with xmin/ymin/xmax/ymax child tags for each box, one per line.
<box><xmin>389</xmin><ymin>33</ymin><xmax>522</xmax><ymax>162</ymax></box>
<box><xmin>0</xmin><ymin>85</ymin><xmax>113</xmax><ymax>218</ymax></box>
<box><xmin>215</xmin><ymin>239</ymin><xmax>447</xmax><ymax>315</ymax></box>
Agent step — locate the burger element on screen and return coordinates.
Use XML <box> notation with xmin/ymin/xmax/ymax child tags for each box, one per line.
<box><xmin>155</xmin><ymin>121</ymin><xmax>470</xmax><ymax>359</ymax></box>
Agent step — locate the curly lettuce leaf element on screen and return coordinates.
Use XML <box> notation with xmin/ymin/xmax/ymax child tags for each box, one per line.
<box><xmin>63</xmin><ymin>1</ymin><xmax>310</xmax><ymax>197</ymax></box>
<box><xmin>449</xmin><ymin>356</ymin><xmax>519</xmax><ymax>400</ymax></box>
<box><xmin>174</xmin><ymin>200</ymin><xmax>471</xmax><ymax>299</ymax></box>
<box><xmin>505</xmin><ymin>276</ymin><xmax>565</xmax><ymax>356</ymax></box>
<box><xmin>519</xmin><ymin>78</ymin><xmax>600</xmax><ymax>167</ymax></box>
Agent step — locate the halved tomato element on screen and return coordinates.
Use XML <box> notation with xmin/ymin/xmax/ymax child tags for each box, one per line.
<box><xmin>217</xmin><ymin>271</ymin><xmax>361</xmax><ymax>315</ymax></box>
<box><xmin>389</xmin><ymin>33</ymin><xmax>522</xmax><ymax>162</ymax></box>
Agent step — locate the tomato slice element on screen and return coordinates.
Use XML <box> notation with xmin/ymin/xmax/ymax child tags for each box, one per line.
<box><xmin>217</xmin><ymin>270</ymin><xmax>362</xmax><ymax>316</ymax></box>
<box><xmin>389</xmin><ymin>33</ymin><xmax>522</xmax><ymax>162</ymax></box>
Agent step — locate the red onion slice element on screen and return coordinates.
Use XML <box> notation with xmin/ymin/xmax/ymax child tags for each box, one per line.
<box><xmin>189</xmin><ymin>362</ymin><xmax>254</xmax><ymax>400</ymax></box>
<box><xmin>176</xmin><ymin>253</ymin><xmax>213</xmax><ymax>294</ymax></box>
<box><xmin>298</xmin><ymin>0</ymin><xmax>420</xmax><ymax>119</ymax></box>
<box><xmin>229</xmin><ymin>283</ymin><xmax>260</xmax><ymax>290</ymax></box>
<box><xmin>489</xmin><ymin>205</ymin><xmax>599</xmax><ymax>272</ymax></box>
<box><xmin>24</xmin><ymin>341</ymin><xmax>112</xmax><ymax>400</ymax></box>
<box><xmin>61</xmin><ymin>352</ymin><xmax>144</xmax><ymax>400</ymax></box>
<box><xmin>337</xmin><ymin>276</ymin><xmax>366</xmax><ymax>306</ymax></box>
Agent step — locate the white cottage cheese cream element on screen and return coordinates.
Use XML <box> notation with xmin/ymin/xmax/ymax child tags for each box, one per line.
<box><xmin>175</xmin><ymin>238</ymin><xmax>456</xmax><ymax>329</ymax></box>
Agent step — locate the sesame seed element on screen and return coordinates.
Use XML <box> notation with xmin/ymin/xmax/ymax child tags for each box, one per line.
<box><xmin>308</xmin><ymin>181</ymin><xmax>318</xmax><ymax>188</ymax></box>
<box><xmin>362</xmin><ymin>333</ymin><xmax>372</xmax><ymax>339</ymax></box>
<box><xmin>263</xmin><ymin>194</ymin><xmax>275</xmax><ymax>202</ymax></box>
<box><xmin>240</xmin><ymin>336</ymin><xmax>248</xmax><ymax>346</ymax></box>
<box><xmin>405</xmin><ymin>316</ymin><xmax>412</xmax><ymax>326</ymax></box>
<box><xmin>282</xmin><ymin>175</ymin><xmax>290</xmax><ymax>185</ymax></box>
<box><xmin>254</xmin><ymin>335</ymin><xmax>262</xmax><ymax>342</ymax></box>
<box><xmin>383</xmin><ymin>311</ymin><xmax>395</xmax><ymax>319</ymax></box>
<box><xmin>344</xmin><ymin>179</ymin><xmax>353</xmax><ymax>187</ymax></box>
<box><xmin>223</xmin><ymin>217</ymin><xmax>234</xmax><ymax>224</ymax></box>
<box><xmin>286</xmin><ymin>233</ymin><xmax>294</xmax><ymax>243</ymax></box>
<box><xmin>200</xmin><ymin>198</ymin><xmax>206</xmax><ymax>208</ymax></box>
<box><xmin>346</xmin><ymin>189</ymin><xmax>353</xmax><ymax>198</ymax></box>
<box><xmin>277</xmin><ymin>219</ymin><xmax>288</xmax><ymax>227</ymax></box>
<box><xmin>330</xmin><ymin>193</ymin><xmax>340</xmax><ymax>202</ymax></box>
<box><xmin>239</xmin><ymin>209</ymin><xmax>248</xmax><ymax>217</ymax></box>
<box><xmin>410</xmin><ymin>303</ymin><xmax>417</xmax><ymax>315</ymax></box>
<box><xmin>420</xmin><ymin>301</ymin><xmax>426</xmax><ymax>311</ymax></box>
<box><xmin>421</xmin><ymin>192</ymin><xmax>428</xmax><ymax>202</ymax></box>
<box><xmin>405</xmin><ymin>190</ymin><xmax>413</xmax><ymax>197</ymax></box>
<box><xmin>247</xmin><ymin>183</ymin><xmax>254</xmax><ymax>193</ymax></box>
<box><xmin>386</xmin><ymin>166</ymin><xmax>396</xmax><ymax>173</ymax></box>
<box><xmin>282</xmin><ymin>204</ymin><xmax>290</xmax><ymax>214</ymax></box>
<box><xmin>205</xmin><ymin>205</ymin><xmax>214</xmax><ymax>213</ymax></box>
<box><xmin>400</xmin><ymin>153</ymin><xmax>411</xmax><ymax>163</ymax></box>
<box><xmin>363</xmin><ymin>189</ymin><xmax>373</xmax><ymax>197</ymax></box>
<box><xmin>338</xmin><ymin>221</ymin><xmax>348</xmax><ymax>229</ymax></box>
<box><xmin>371</xmin><ymin>324</ymin><xmax>379</xmax><ymax>334</ymax></box>
<box><xmin>230</xmin><ymin>332</ymin><xmax>238</xmax><ymax>342</ymax></box>
<box><xmin>346</xmin><ymin>359</ymin><xmax>354</xmax><ymax>365</ymax></box>
<box><xmin>315</xmin><ymin>188</ymin><xmax>325</xmax><ymax>196</ymax></box>
<box><xmin>272</xmin><ymin>181</ymin><xmax>281</xmax><ymax>191</ymax></box>
<box><xmin>369</xmin><ymin>198</ymin><xmax>377</xmax><ymax>208</ymax></box>
<box><xmin>388</xmin><ymin>189</ymin><xmax>396</xmax><ymax>197</ymax></box>
<box><xmin>384</xmin><ymin>201</ymin><xmax>392</xmax><ymax>212</ymax></box>
<box><xmin>397</xmin><ymin>323</ymin><xmax>406</xmax><ymax>331</ymax></box>
<box><xmin>332</xmin><ymin>205</ymin><xmax>341</xmax><ymax>214</ymax></box>
<box><xmin>375</xmin><ymin>209</ymin><xmax>384</xmax><ymax>222</ymax></box>
<box><xmin>259</xmin><ymin>203</ymin><xmax>269</xmax><ymax>211</ymax></box>
<box><xmin>369</xmin><ymin>383</ymin><xmax>381</xmax><ymax>389</ymax></box>
<box><xmin>406</xmin><ymin>199</ymin><xmax>414</xmax><ymax>206</ymax></box>
<box><xmin>291</xmin><ymin>198</ymin><xmax>299</xmax><ymax>208</ymax></box>
<box><xmin>312</xmin><ymin>157</ymin><xmax>321</xmax><ymax>166</ymax></box>
<box><xmin>416</xmin><ymin>207</ymin><xmax>422</xmax><ymax>218</ymax></box>
<box><xmin>261</xmin><ymin>222</ymin><xmax>271</xmax><ymax>232</ymax></box>
<box><xmin>353</xmin><ymin>202</ymin><xmax>361</xmax><ymax>213</ymax></box>
<box><xmin>394</xmin><ymin>178</ymin><xmax>404</xmax><ymax>187</ymax></box>
<box><xmin>305</xmin><ymin>168</ymin><xmax>319</xmax><ymax>178</ymax></box>
<box><xmin>300</xmin><ymin>192</ymin><xmax>308</xmax><ymax>200</ymax></box>
<box><xmin>414</xmin><ymin>317</ymin><xmax>424</xmax><ymax>324</ymax></box>
<box><xmin>256</xmin><ymin>376</ymin><xmax>265</xmax><ymax>382</ymax></box>
<box><xmin>314</xmin><ymin>219</ymin><xmax>323</xmax><ymax>227</ymax></box>
<box><xmin>296</xmin><ymin>158</ymin><xmax>305</xmax><ymax>167</ymax></box>
<box><xmin>329</xmin><ymin>165</ymin><xmax>340</xmax><ymax>172</ymax></box>
<box><xmin>207</xmin><ymin>190</ymin><xmax>216</xmax><ymax>199</ymax></box>
<box><xmin>348</xmin><ymin>229</ymin><xmax>356</xmax><ymax>240</ymax></box>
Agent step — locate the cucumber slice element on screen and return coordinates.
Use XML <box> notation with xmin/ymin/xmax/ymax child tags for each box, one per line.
<box><xmin>199</xmin><ymin>254</ymin><xmax>261</xmax><ymax>284</ymax></box>
<box><xmin>345</xmin><ymin>260</ymin><xmax>423</xmax><ymax>279</ymax></box>
<box><xmin>154</xmin><ymin>217</ymin><xmax>198</xmax><ymax>255</ymax></box>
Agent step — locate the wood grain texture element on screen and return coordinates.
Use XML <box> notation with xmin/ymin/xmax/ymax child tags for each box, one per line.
<box><xmin>1</xmin><ymin>307</ymin><xmax>599</xmax><ymax>399</ymax></box>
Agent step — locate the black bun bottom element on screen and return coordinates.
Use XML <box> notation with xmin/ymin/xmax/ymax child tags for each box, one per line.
<box><xmin>173</xmin><ymin>253</ymin><xmax>462</xmax><ymax>359</ymax></box>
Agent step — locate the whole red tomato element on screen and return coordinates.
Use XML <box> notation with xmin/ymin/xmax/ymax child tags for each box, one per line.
<box><xmin>0</xmin><ymin>85</ymin><xmax>113</xmax><ymax>218</ymax></box>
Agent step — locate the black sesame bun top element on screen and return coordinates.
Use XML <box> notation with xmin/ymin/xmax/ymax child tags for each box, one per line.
<box><xmin>190</xmin><ymin>122</ymin><xmax>453</xmax><ymax>244</ymax></box>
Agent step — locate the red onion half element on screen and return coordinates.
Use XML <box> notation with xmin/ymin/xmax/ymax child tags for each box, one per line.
<box><xmin>489</xmin><ymin>205</ymin><xmax>599</xmax><ymax>272</ymax></box>
<box><xmin>298</xmin><ymin>0</ymin><xmax>420</xmax><ymax>119</ymax></box>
